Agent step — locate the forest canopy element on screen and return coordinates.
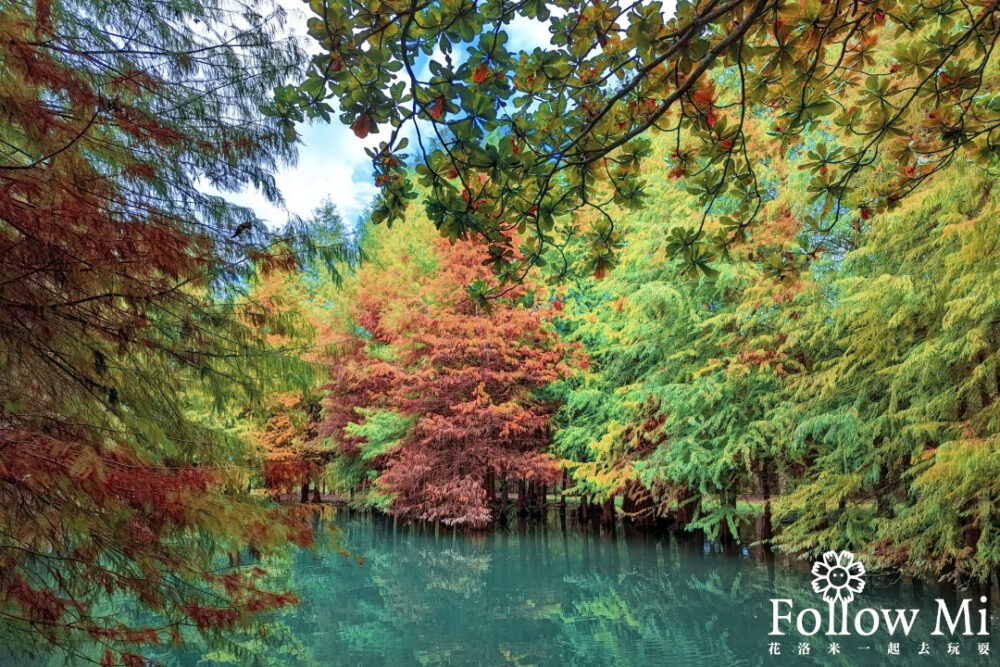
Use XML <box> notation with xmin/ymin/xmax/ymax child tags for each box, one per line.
<box><xmin>260</xmin><ymin>128</ymin><xmax>1000</xmax><ymax>585</ymax></box>
<box><xmin>273</xmin><ymin>0</ymin><xmax>1000</xmax><ymax>284</ymax></box>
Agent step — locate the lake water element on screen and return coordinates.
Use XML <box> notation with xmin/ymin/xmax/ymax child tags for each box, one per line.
<box><xmin>145</xmin><ymin>509</ymin><xmax>997</xmax><ymax>666</ymax></box>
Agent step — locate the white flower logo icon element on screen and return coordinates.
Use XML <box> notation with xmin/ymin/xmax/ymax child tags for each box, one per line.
<box><xmin>811</xmin><ymin>550</ymin><xmax>866</xmax><ymax>604</ymax></box>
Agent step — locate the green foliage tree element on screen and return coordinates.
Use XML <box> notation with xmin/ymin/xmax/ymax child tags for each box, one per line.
<box><xmin>545</xmin><ymin>124</ymin><xmax>1000</xmax><ymax>581</ymax></box>
<box><xmin>548</xmin><ymin>135</ymin><xmax>796</xmax><ymax>538</ymax></box>
<box><xmin>774</xmin><ymin>163</ymin><xmax>1000</xmax><ymax>583</ymax></box>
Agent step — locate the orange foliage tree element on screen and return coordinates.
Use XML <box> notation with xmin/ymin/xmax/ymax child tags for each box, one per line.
<box><xmin>251</xmin><ymin>202</ymin><xmax>358</xmax><ymax>504</ymax></box>
<box><xmin>258</xmin><ymin>392</ymin><xmax>330</xmax><ymax>502</ymax></box>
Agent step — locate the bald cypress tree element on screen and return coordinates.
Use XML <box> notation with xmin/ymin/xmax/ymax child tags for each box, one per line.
<box><xmin>775</xmin><ymin>164</ymin><xmax>1000</xmax><ymax>583</ymax></box>
<box><xmin>0</xmin><ymin>0</ymin><xmax>333</xmax><ymax>660</ymax></box>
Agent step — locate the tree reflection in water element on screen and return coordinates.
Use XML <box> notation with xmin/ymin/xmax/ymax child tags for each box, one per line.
<box><xmin>147</xmin><ymin>509</ymin><xmax>998</xmax><ymax>666</ymax></box>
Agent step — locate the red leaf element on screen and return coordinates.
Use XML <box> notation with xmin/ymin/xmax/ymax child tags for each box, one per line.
<box><xmin>429</xmin><ymin>97</ymin><xmax>445</xmax><ymax>120</ymax></box>
<box><xmin>351</xmin><ymin>113</ymin><xmax>372</xmax><ymax>139</ymax></box>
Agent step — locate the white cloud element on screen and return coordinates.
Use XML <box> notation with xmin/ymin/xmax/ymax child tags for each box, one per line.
<box><xmin>504</xmin><ymin>1</ymin><xmax>675</xmax><ymax>52</ymax></box>
<box><xmin>506</xmin><ymin>14</ymin><xmax>558</xmax><ymax>52</ymax></box>
<box><xmin>221</xmin><ymin>121</ymin><xmax>379</xmax><ymax>228</ymax></box>
<box><xmin>211</xmin><ymin>0</ymin><xmax>380</xmax><ymax>228</ymax></box>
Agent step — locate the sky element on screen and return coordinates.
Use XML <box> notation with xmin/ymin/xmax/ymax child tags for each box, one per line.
<box><xmin>226</xmin><ymin>0</ymin><xmax>673</xmax><ymax>229</ymax></box>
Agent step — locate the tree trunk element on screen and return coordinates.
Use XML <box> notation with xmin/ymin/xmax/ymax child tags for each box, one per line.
<box><xmin>963</xmin><ymin>498</ymin><xmax>983</xmax><ymax>554</ymax></box>
<box><xmin>622</xmin><ymin>484</ymin><xmax>634</xmax><ymax>527</ymax></box>
<box><xmin>675</xmin><ymin>485</ymin><xmax>693</xmax><ymax>530</ymax></box>
<box><xmin>718</xmin><ymin>513</ymin><xmax>733</xmax><ymax>542</ymax></box>
<box><xmin>484</xmin><ymin>469</ymin><xmax>496</xmax><ymax>516</ymax></box>
<box><xmin>752</xmin><ymin>461</ymin><xmax>774</xmax><ymax>543</ymax></box>
<box><xmin>601</xmin><ymin>496</ymin><xmax>615</xmax><ymax>529</ymax></box>
<box><xmin>499</xmin><ymin>478</ymin><xmax>509</xmax><ymax>520</ymax></box>
<box><xmin>300</xmin><ymin>481</ymin><xmax>310</xmax><ymax>504</ymax></box>
<box><xmin>560</xmin><ymin>470</ymin><xmax>568</xmax><ymax>517</ymax></box>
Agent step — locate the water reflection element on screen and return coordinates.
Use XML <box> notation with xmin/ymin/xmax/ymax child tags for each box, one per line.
<box><xmin>150</xmin><ymin>509</ymin><xmax>998</xmax><ymax>666</ymax></box>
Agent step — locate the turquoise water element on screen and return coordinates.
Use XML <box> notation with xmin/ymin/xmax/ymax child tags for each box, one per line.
<box><xmin>145</xmin><ymin>509</ymin><xmax>996</xmax><ymax>666</ymax></box>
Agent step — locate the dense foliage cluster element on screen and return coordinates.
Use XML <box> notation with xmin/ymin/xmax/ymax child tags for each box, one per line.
<box><xmin>252</xmin><ymin>0</ymin><xmax>1000</xmax><ymax>590</ymax></box>
<box><xmin>0</xmin><ymin>0</ymin><xmax>340</xmax><ymax>662</ymax></box>
<box><xmin>299</xmin><ymin>223</ymin><xmax>574</xmax><ymax>527</ymax></box>
<box><xmin>543</xmin><ymin>134</ymin><xmax>1000</xmax><ymax>583</ymax></box>
<box><xmin>276</xmin><ymin>0</ymin><xmax>1000</xmax><ymax>284</ymax></box>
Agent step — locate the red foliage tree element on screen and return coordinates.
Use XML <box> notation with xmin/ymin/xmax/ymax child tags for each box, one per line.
<box><xmin>325</xmin><ymin>238</ymin><xmax>574</xmax><ymax>527</ymax></box>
